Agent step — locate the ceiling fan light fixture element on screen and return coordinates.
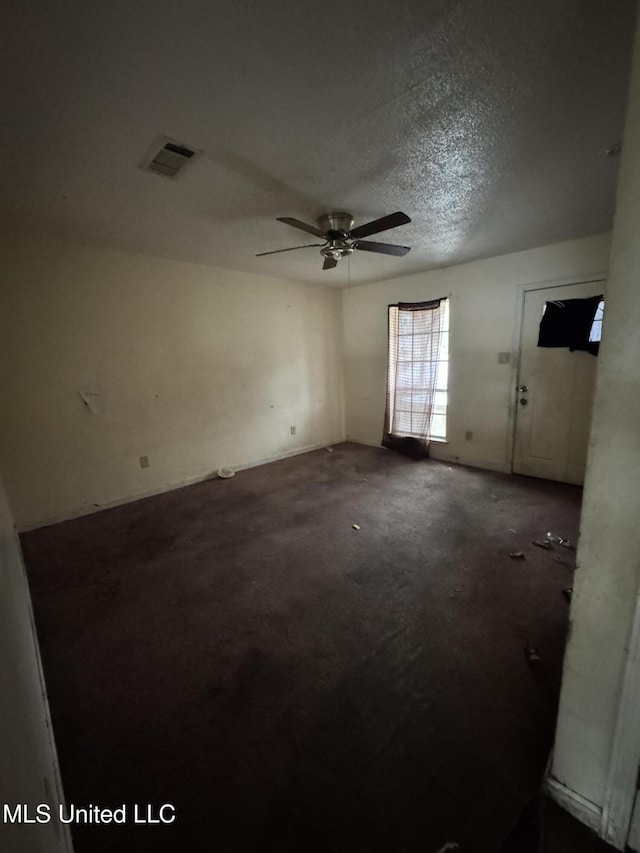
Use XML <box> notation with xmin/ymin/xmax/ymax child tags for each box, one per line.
<box><xmin>321</xmin><ymin>241</ymin><xmax>353</xmax><ymax>261</ymax></box>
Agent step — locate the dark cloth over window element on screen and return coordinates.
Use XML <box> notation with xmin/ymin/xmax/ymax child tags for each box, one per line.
<box><xmin>382</xmin><ymin>434</ymin><xmax>429</xmax><ymax>460</ymax></box>
<box><xmin>537</xmin><ymin>294</ymin><xmax>603</xmax><ymax>356</ymax></box>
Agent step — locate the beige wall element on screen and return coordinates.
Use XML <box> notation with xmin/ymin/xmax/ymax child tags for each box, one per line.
<box><xmin>0</xmin><ymin>472</ymin><xmax>71</xmax><ymax>852</ymax></box>
<box><xmin>343</xmin><ymin>233</ymin><xmax>611</xmax><ymax>471</ymax></box>
<box><xmin>552</xmin><ymin>20</ymin><xmax>640</xmax><ymax>844</ymax></box>
<box><xmin>0</xmin><ymin>236</ymin><xmax>345</xmax><ymax>529</ymax></box>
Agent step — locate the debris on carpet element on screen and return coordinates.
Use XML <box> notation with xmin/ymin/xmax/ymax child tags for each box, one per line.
<box><xmin>526</xmin><ymin>645</ymin><xmax>542</xmax><ymax>663</ymax></box>
<box><xmin>546</xmin><ymin>531</ymin><xmax>573</xmax><ymax>548</ymax></box>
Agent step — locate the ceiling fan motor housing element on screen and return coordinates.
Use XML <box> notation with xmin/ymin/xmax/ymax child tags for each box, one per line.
<box><xmin>318</xmin><ymin>212</ymin><xmax>356</xmax><ymax>259</ymax></box>
<box><xmin>317</xmin><ymin>212</ymin><xmax>354</xmax><ymax>236</ymax></box>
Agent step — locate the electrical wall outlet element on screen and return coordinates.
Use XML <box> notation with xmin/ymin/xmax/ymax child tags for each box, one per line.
<box><xmin>465</xmin><ymin>430</ymin><xmax>473</xmax><ymax>441</ymax></box>
<box><xmin>139</xmin><ymin>456</ymin><xmax>150</xmax><ymax>468</ymax></box>
<box><xmin>290</xmin><ymin>426</ymin><xmax>296</xmax><ymax>435</ymax></box>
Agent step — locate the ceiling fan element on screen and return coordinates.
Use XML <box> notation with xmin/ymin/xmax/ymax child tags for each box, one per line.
<box><xmin>256</xmin><ymin>211</ymin><xmax>412</xmax><ymax>270</ymax></box>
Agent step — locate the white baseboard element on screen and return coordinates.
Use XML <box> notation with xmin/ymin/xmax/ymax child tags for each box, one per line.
<box><xmin>344</xmin><ymin>437</ymin><xmax>511</xmax><ymax>474</ymax></box>
<box><xmin>428</xmin><ymin>448</ymin><xmax>510</xmax><ymax>473</ymax></box>
<box><xmin>19</xmin><ymin>437</ymin><xmax>345</xmax><ymax>532</ymax></box>
<box><xmin>344</xmin><ymin>437</ymin><xmax>383</xmax><ymax>449</ymax></box>
<box><xmin>546</xmin><ymin>776</ymin><xmax>604</xmax><ymax>837</ymax></box>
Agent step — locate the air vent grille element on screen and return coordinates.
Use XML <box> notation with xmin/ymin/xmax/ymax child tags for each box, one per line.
<box><xmin>145</xmin><ymin>138</ymin><xmax>201</xmax><ymax>178</ymax></box>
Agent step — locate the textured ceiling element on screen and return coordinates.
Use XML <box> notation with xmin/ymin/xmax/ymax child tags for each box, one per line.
<box><xmin>1</xmin><ymin>0</ymin><xmax>636</xmax><ymax>286</ymax></box>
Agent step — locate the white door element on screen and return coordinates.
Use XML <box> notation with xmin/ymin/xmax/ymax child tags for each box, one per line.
<box><xmin>513</xmin><ymin>280</ymin><xmax>605</xmax><ymax>485</ymax></box>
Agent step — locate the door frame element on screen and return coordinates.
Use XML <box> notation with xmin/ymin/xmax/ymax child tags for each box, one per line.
<box><xmin>508</xmin><ymin>272</ymin><xmax>608</xmax><ymax>475</ymax></box>
<box><xmin>509</xmin><ymin>273</ymin><xmax>640</xmax><ymax>849</ymax></box>
<box><xmin>600</xmin><ymin>598</ymin><xmax>640</xmax><ymax>848</ymax></box>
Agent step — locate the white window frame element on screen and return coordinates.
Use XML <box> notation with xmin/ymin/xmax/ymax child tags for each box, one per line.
<box><xmin>386</xmin><ymin>299</ymin><xmax>449</xmax><ymax>442</ymax></box>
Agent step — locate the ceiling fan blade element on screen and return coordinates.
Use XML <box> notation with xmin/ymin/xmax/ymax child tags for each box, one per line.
<box><xmin>323</xmin><ymin>256</ymin><xmax>338</xmax><ymax>271</ymax></box>
<box><xmin>349</xmin><ymin>211</ymin><xmax>411</xmax><ymax>240</ymax></box>
<box><xmin>276</xmin><ymin>217</ymin><xmax>326</xmax><ymax>238</ymax></box>
<box><xmin>354</xmin><ymin>240</ymin><xmax>411</xmax><ymax>257</ymax></box>
<box><xmin>256</xmin><ymin>243</ymin><xmax>325</xmax><ymax>257</ymax></box>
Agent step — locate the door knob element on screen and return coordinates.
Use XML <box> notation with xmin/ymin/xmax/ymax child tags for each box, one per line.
<box><xmin>519</xmin><ymin>385</ymin><xmax>528</xmax><ymax>392</ymax></box>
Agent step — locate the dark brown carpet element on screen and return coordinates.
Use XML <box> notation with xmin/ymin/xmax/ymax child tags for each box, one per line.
<box><xmin>503</xmin><ymin>795</ymin><xmax>617</xmax><ymax>853</ymax></box>
<box><xmin>22</xmin><ymin>443</ymin><xmax>584</xmax><ymax>853</ymax></box>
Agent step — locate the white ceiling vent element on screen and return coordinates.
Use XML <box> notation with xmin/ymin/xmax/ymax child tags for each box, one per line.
<box><xmin>144</xmin><ymin>137</ymin><xmax>201</xmax><ymax>178</ymax></box>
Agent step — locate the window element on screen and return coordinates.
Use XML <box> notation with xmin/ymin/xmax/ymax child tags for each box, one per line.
<box><xmin>589</xmin><ymin>299</ymin><xmax>605</xmax><ymax>343</ymax></box>
<box><xmin>537</xmin><ymin>294</ymin><xmax>604</xmax><ymax>354</ymax></box>
<box><xmin>386</xmin><ymin>299</ymin><xmax>449</xmax><ymax>442</ymax></box>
